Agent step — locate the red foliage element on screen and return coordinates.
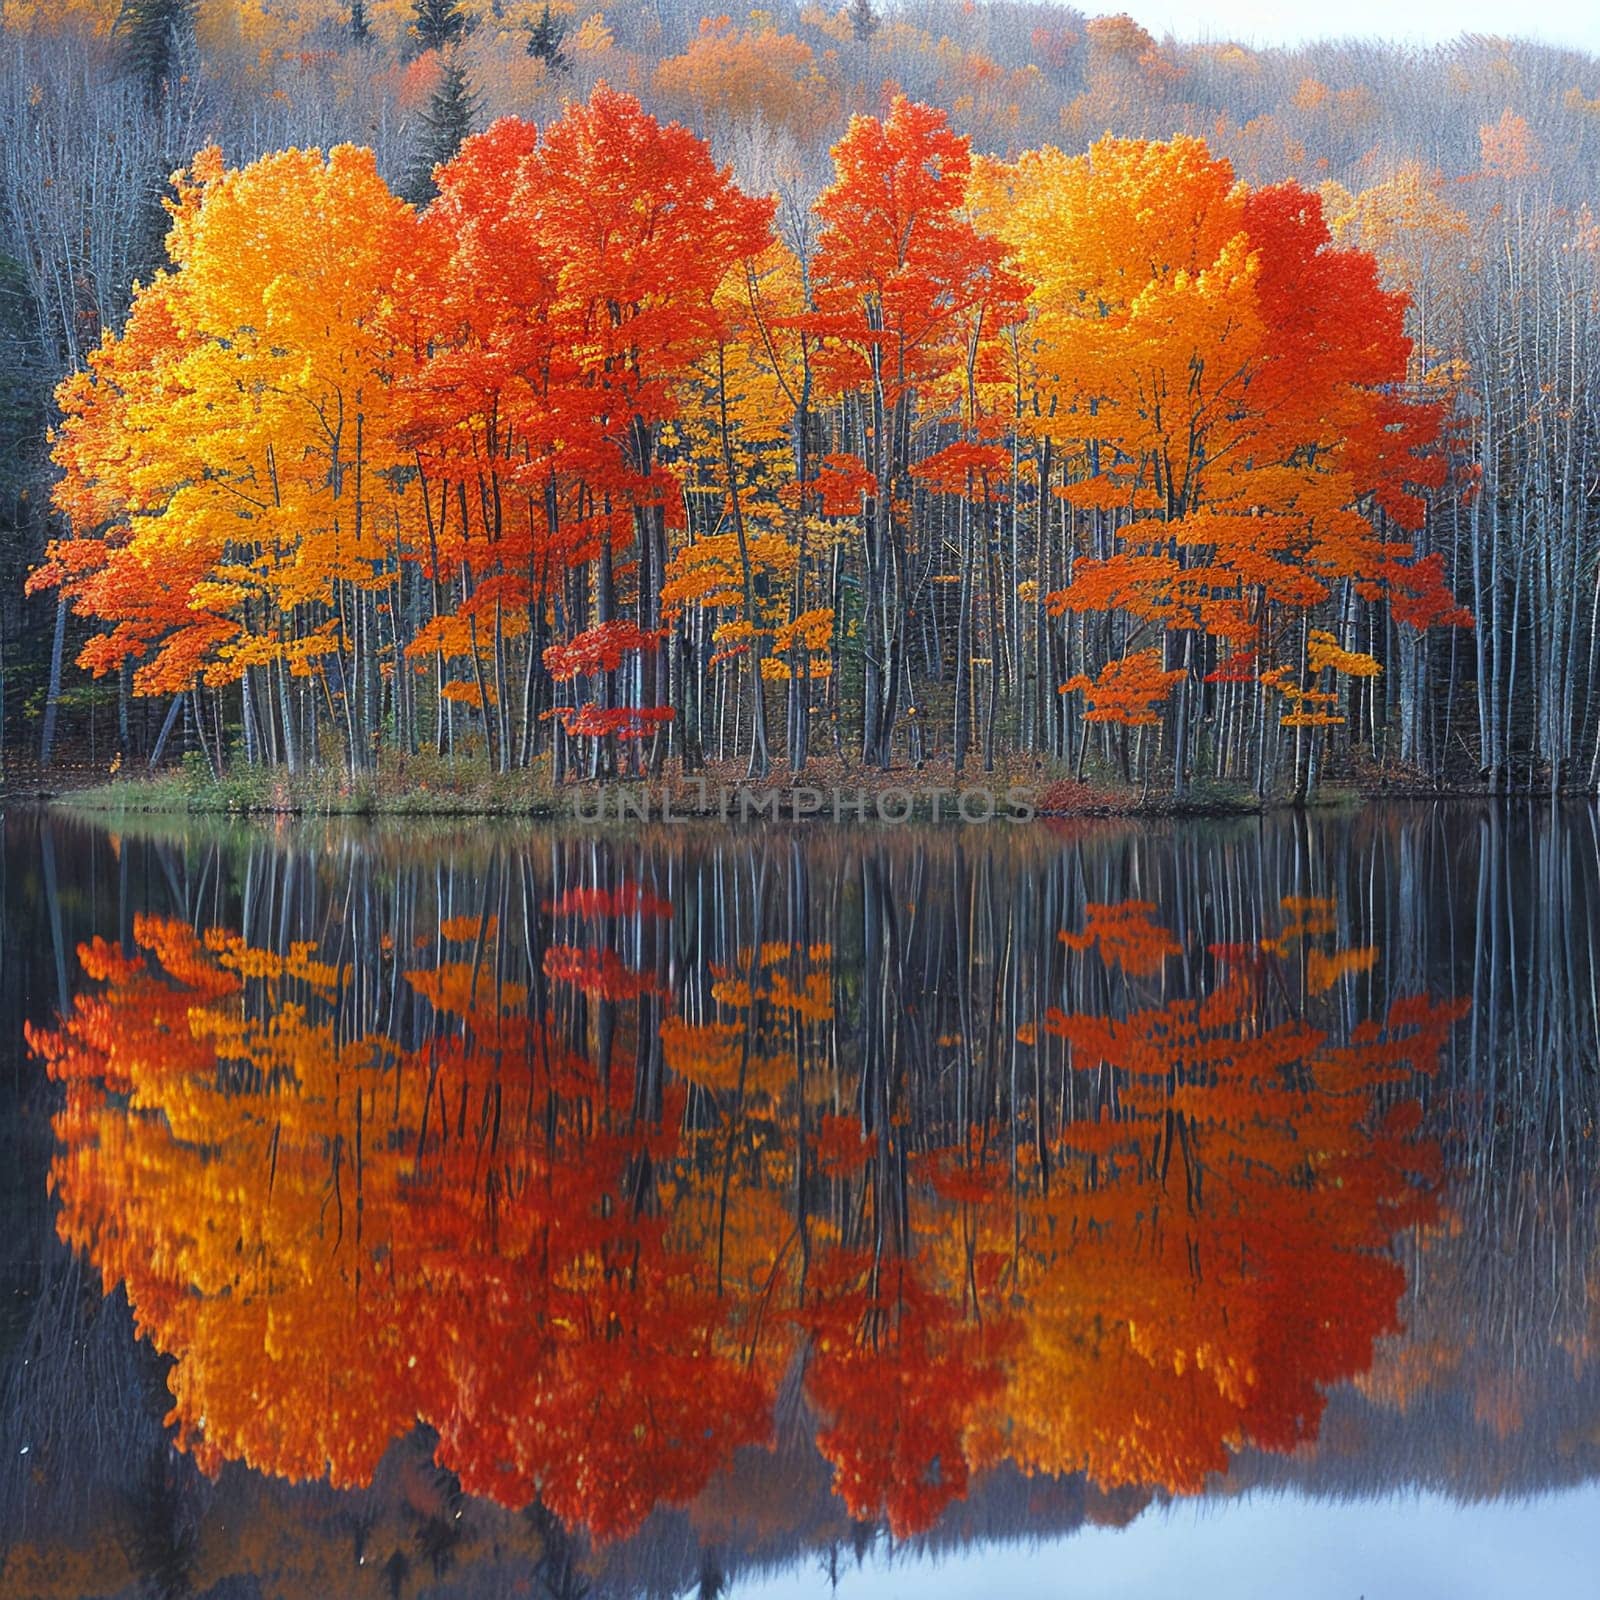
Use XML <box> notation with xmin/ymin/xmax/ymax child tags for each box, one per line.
<box><xmin>544</xmin><ymin>621</ymin><xmax>667</xmax><ymax>681</ymax></box>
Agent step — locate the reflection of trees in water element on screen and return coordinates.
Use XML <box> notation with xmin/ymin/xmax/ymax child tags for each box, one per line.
<box><xmin>0</xmin><ymin>1262</ymin><xmax>197</xmax><ymax>1594</ymax></box>
<box><xmin>2</xmin><ymin>808</ymin><xmax>1598</xmax><ymax>1597</ymax></box>
<box><xmin>1347</xmin><ymin>808</ymin><xmax>1600</xmax><ymax>1499</ymax></box>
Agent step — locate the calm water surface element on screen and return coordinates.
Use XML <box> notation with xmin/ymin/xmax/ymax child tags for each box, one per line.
<box><xmin>2</xmin><ymin>805</ymin><xmax>1598</xmax><ymax>1598</ymax></box>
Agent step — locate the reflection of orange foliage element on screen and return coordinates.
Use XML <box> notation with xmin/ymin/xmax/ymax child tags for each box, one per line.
<box><xmin>32</xmin><ymin>886</ymin><xmax>1461</xmax><ymax>1545</ymax></box>
<box><xmin>1308</xmin><ymin>944</ymin><xmax>1378</xmax><ymax>992</ymax></box>
<box><xmin>813</xmin><ymin>1111</ymin><xmax>871</xmax><ymax>1176</ymax></box>
<box><xmin>1017</xmin><ymin>899</ymin><xmax>1460</xmax><ymax>1494</ymax></box>
<box><xmin>1060</xmin><ymin>899</ymin><xmax>1181</xmax><ymax>975</ymax></box>
<box><xmin>33</xmin><ymin>915</ymin><xmax>768</xmax><ymax>1542</ymax></box>
<box><xmin>547</xmin><ymin>881</ymin><xmax>674</xmax><ymax>920</ymax></box>
<box><xmin>802</xmin><ymin>1252</ymin><xmax>1013</xmax><ymax>1537</ymax></box>
<box><xmin>661</xmin><ymin>1013</ymin><xmax>746</xmax><ymax>1089</ymax></box>
<box><xmin>544</xmin><ymin>942</ymin><xmax>661</xmax><ymax>999</ymax></box>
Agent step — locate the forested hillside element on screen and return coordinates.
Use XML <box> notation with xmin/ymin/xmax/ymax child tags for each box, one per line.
<box><xmin>4</xmin><ymin>0</ymin><xmax>1599</xmax><ymax>795</ymax></box>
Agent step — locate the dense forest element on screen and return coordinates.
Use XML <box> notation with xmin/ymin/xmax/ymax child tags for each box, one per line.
<box><xmin>4</xmin><ymin>1</ymin><xmax>1600</xmax><ymax>796</ymax></box>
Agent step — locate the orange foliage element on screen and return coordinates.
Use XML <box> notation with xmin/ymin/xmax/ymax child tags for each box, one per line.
<box><xmin>1479</xmin><ymin>109</ymin><xmax>1542</xmax><ymax>178</ymax></box>
<box><xmin>1061</xmin><ymin>649</ymin><xmax>1185</xmax><ymax>724</ymax></box>
<box><xmin>34</xmin><ymin>91</ymin><xmax>1471</xmax><ymax>785</ymax></box>
<box><xmin>654</xmin><ymin>17</ymin><xmax>824</xmax><ymax>133</ymax></box>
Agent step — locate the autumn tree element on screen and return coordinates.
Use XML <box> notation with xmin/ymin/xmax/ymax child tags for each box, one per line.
<box><xmin>41</xmin><ymin>144</ymin><xmax>419</xmax><ymax>778</ymax></box>
<box><xmin>24</xmin><ymin>85</ymin><xmax>1490</xmax><ymax>796</ymax></box>
<box><xmin>11</xmin><ymin>15</ymin><xmax>1600</xmax><ymax>791</ymax></box>
<box><xmin>662</xmin><ymin>239</ymin><xmax>835</xmax><ymax>777</ymax></box>
<box><xmin>654</xmin><ymin>19</ymin><xmax>820</xmax><ymax>136</ymax></box>
<box><xmin>516</xmin><ymin>89</ymin><xmax>774</xmax><ymax>774</ymax></box>
<box><xmin>35</xmin><ymin>90</ymin><xmax>775</xmax><ymax>783</ymax></box>
<box><xmin>991</xmin><ymin>134</ymin><xmax>1463</xmax><ymax>796</ymax></box>
<box><xmin>807</xmin><ymin>97</ymin><xmax>1023</xmax><ymax>767</ymax></box>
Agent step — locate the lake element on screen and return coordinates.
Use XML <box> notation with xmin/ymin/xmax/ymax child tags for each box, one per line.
<box><xmin>2</xmin><ymin>805</ymin><xmax>1597</xmax><ymax>1598</ymax></box>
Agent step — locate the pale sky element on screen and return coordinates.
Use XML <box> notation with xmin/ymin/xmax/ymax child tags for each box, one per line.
<box><xmin>1124</xmin><ymin>0</ymin><xmax>1600</xmax><ymax>53</ymax></box>
<box><xmin>743</xmin><ymin>1484</ymin><xmax>1600</xmax><ymax>1599</ymax></box>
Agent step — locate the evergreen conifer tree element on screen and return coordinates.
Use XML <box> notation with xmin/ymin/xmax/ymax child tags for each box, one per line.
<box><xmin>526</xmin><ymin>2</ymin><xmax>570</xmax><ymax>71</ymax></box>
<box><xmin>350</xmin><ymin>0</ymin><xmax>371</xmax><ymax>45</ymax></box>
<box><xmin>114</xmin><ymin>0</ymin><xmax>198</xmax><ymax>99</ymax></box>
<box><xmin>847</xmin><ymin>0</ymin><xmax>879</xmax><ymax>42</ymax></box>
<box><xmin>404</xmin><ymin>58</ymin><xmax>480</xmax><ymax>206</ymax></box>
<box><xmin>408</xmin><ymin>0</ymin><xmax>469</xmax><ymax>56</ymax></box>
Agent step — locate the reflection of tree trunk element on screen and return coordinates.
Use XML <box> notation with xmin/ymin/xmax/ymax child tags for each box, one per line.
<box><xmin>121</xmin><ymin>1448</ymin><xmax>197</xmax><ymax>1600</ymax></box>
<box><xmin>527</xmin><ymin>1502</ymin><xmax>590</xmax><ymax>1600</ymax></box>
<box><xmin>954</xmin><ymin>496</ymin><xmax>973</xmax><ymax>774</ymax></box>
<box><xmin>39</xmin><ymin>820</ymin><xmax>69</xmax><ymax>1015</ymax></box>
<box><xmin>382</xmin><ymin>1551</ymin><xmax>409</xmax><ymax>1599</ymax></box>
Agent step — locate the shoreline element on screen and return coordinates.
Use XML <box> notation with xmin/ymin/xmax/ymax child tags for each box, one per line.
<box><xmin>5</xmin><ymin>761</ymin><xmax>1596</xmax><ymax>822</ymax></box>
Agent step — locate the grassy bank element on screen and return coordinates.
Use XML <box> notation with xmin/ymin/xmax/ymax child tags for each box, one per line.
<box><xmin>51</xmin><ymin>752</ymin><xmax>566</xmax><ymax>818</ymax></box>
<box><xmin>20</xmin><ymin>750</ymin><xmax>1384</xmax><ymax>822</ymax></box>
